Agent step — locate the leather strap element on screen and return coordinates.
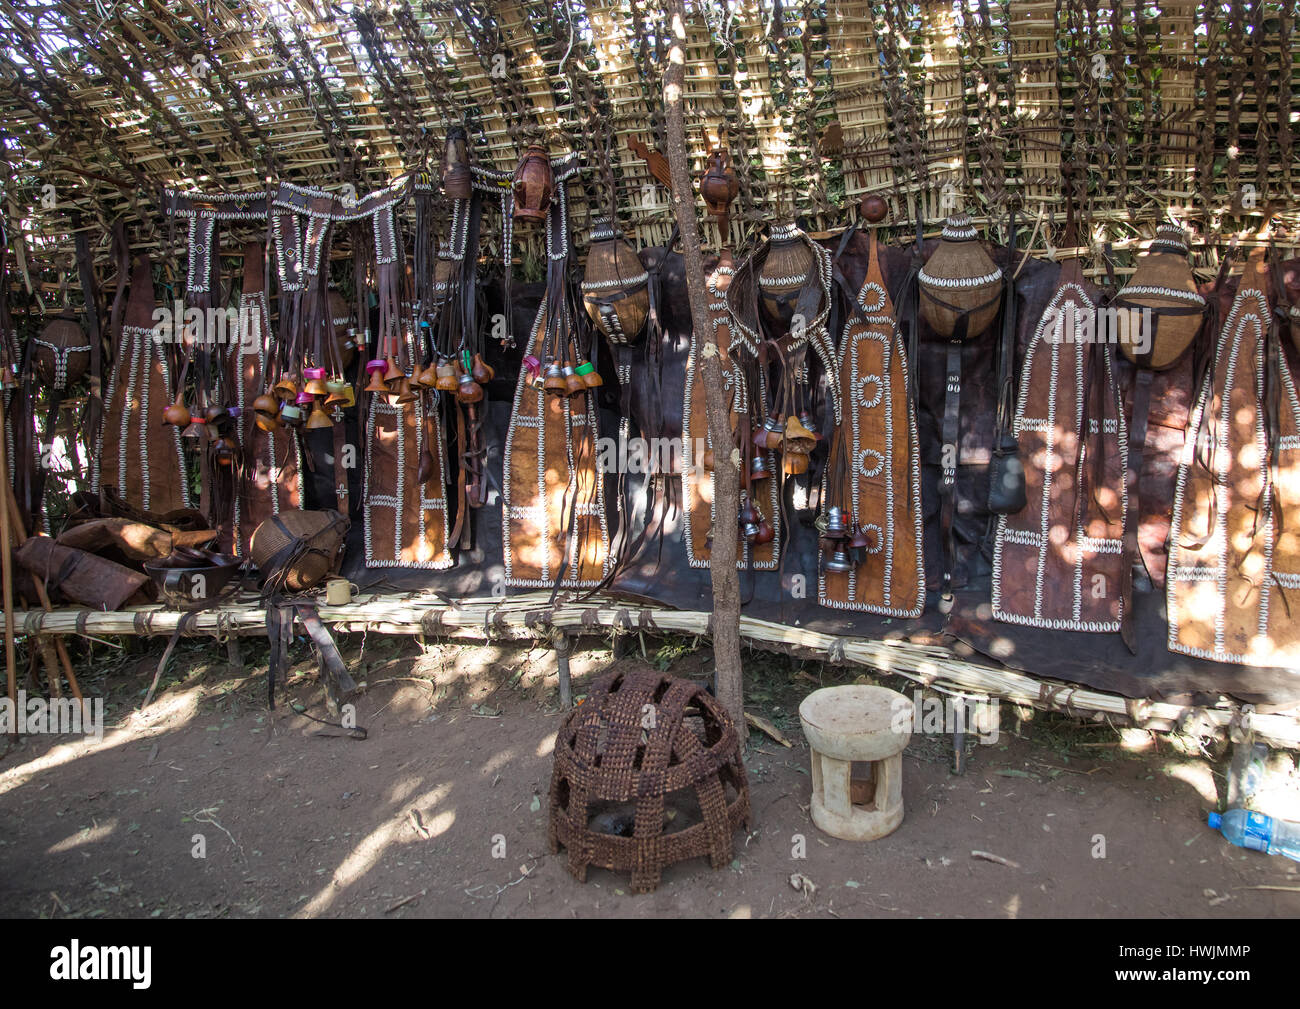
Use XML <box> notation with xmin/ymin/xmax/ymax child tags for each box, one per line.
<box><xmin>296</xmin><ymin>602</ymin><xmax>359</xmax><ymax>704</ymax></box>
<box><xmin>938</xmin><ymin>328</ymin><xmax>965</xmax><ymax>613</ymax></box>
<box><xmin>266</xmin><ymin>602</ymin><xmax>292</xmax><ymax>706</ymax></box>
<box><xmin>1120</xmin><ymin>366</ymin><xmax>1154</xmax><ymax>652</ymax></box>
<box><xmin>73</xmin><ymin>221</ymin><xmax>104</xmax><ymax>447</ymax></box>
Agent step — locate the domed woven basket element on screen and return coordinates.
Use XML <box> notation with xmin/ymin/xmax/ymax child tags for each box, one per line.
<box><xmin>548</xmin><ymin>665</ymin><xmax>751</xmax><ymax>893</ymax></box>
<box><xmin>582</xmin><ymin>220</ymin><xmax>649</xmax><ymax>346</ymax></box>
<box><xmin>34</xmin><ymin>312</ymin><xmax>90</xmax><ymax>391</ymax></box>
<box><xmin>1116</xmin><ymin>223</ymin><xmax>1206</xmax><ymax>370</ymax></box>
<box><xmin>249</xmin><ymin>508</ymin><xmax>347</xmax><ymax>592</ymax></box>
<box><xmin>919</xmin><ymin>213</ymin><xmax>1003</xmax><ymax>338</ymax></box>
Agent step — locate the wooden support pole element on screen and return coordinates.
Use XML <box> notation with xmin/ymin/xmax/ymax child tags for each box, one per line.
<box><xmin>0</xmin><ymin>402</ymin><xmax>17</xmax><ymax>738</ymax></box>
<box><xmin>663</xmin><ymin>0</ymin><xmax>746</xmax><ymax>741</ymax></box>
<box><xmin>2</xmin><ymin>475</ymin><xmax>82</xmax><ymax>700</ymax></box>
<box><xmin>555</xmin><ymin>633</ymin><xmax>572</xmax><ymax>710</ymax></box>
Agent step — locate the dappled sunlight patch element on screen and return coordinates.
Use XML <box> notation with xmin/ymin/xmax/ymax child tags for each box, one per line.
<box><xmin>47</xmin><ymin>818</ymin><xmax>118</xmax><ymax>855</ymax></box>
<box><xmin>480</xmin><ymin>747</ymin><xmax>516</xmax><ymax>778</ymax></box>
<box><xmin>989</xmin><ymin>636</ymin><xmax>1016</xmax><ymax>660</ymax></box>
<box><xmin>295</xmin><ymin>783</ymin><xmax>454</xmax><ymax>918</ymax></box>
<box><xmin>1162</xmin><ymin>760</ymin><xmax>1218</xmax><ymax>805</ymax></box>
<box><xmin>1118</xmin><ymin>728</ymin><xmax>1155</xmax><ymax>751</ymax></box>
<box><xmin>0</xmin><ymin>685</ymin><xmax>206</xmax><ymax>798</ymax></box>
<box><xmin>385</xmin><ymin>776</ymin><xmax>424</xmax><ymax>805</ymax></box>
<box><xmin>536</xmin><ymin>732</ymin><xmax>556</xmax><ymax>757</ymax></box>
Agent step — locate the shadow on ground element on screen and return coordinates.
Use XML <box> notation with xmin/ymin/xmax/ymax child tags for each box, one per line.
<box><xmin>0</xmin><ymin>634</ymin><xmax>1297</xmax><ymax>918</ymax></box>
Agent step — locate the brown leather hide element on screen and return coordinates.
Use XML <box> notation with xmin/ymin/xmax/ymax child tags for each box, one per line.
<box><xmin>56</xmin><ymin>517</ymin><xmax>171</xmax><ymax>560</ymax></box>
<box><xmin>503</xmin><ymin>303</ymin><xmax>610</xmax><ymax>587</ymax></box>
<box><xmin>1167</xmin><ymin>248</ymin><xmax>1300</xmax><ymax>666</ymax></box>
<box><xmin>681</xmin><ymin>254</ymin><xmax>779</xmax><ymax>570</ymax></box>
<box><xmin>364</xmin><ymin>388</ymin><xmax>451</xmax><ymax>569</ymax></box>
<box><xmin>993</xmin><ymin>260</ymin><xmax>1127</xmax><ymax>632</ymax></box>
<box><xmin>819</xmin><ymin>234</ymin><xmax>924</xmax><ymax>616</ymax></box>
<box><xmin>94</xmin><ymin>254</ymin><xmax>190</xmax><ymax>515</ymax></box>
<box><xmin>17</xmin><ymin>536</ymin><xmax>148</xmax><ymax>610</ymax></box>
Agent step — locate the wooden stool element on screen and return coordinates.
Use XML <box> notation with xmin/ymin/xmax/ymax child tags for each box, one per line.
<box><xmin>798</xmin><ymin>685</ymin><xmax>911</xmax><ymax>841</ymax></box>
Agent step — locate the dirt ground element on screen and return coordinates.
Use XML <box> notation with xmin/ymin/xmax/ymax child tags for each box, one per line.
<box><xmin>1</xmin><ymin>631</ymin><xmax>1298</xmax><ymax>919</ymax></box>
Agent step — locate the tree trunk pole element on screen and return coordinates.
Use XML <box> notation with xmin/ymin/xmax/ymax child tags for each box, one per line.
<box><xmin>663</xmin><ymin>0</ymin><xmax>746</xmax><ymax>741</ymax></box>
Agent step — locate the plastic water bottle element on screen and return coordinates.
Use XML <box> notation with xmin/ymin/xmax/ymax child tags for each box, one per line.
<box><xmin>1208</xmin><ymin>809</ymin><xmax>1300</xmax><ymax>862</ymax></box>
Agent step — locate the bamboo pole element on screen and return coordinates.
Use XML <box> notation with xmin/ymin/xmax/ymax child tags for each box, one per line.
<box><xmin>10</xmin><ymin>593</ymin><xmax>1298</xmax><ymax>749</ymax></box>
<box><xmin>0</xmin><ymin>402</ymin><xmax>16</xmax><ymax>738</ymax></box>
<box><xmin>1</xmin><ymin>476</ymin><xmax>82</xmax><ymax>701</ymax></box>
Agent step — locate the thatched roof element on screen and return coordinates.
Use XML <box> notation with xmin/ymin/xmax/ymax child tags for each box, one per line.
<box><xmin>1</xmin><ymin>0</ymin><xmax>1297</xmax><ymax>273</ymax></box>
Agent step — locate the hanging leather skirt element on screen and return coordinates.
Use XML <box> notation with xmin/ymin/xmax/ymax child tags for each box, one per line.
<box><xmin>992</xmin><ymin>264</ymin><xmax>1128</xmax><ymax>632</ymax></box>
<box><xmin>364</xmin><ymin>383</ymin><xmax>452</xmax><ymax>569</ymax></box>
<box><xmin>819</xmin><ymin>237</ymin><xmax>924</xmax><ymax>616</ymax></box>
<box><xmin>228</xmin><ymin>243</ymin><xmax>300</xmax><ymax>557</ymax></box>
<box><xmin>93</xmin><ymin>254</ymin><xmax>191</xmax><ymax>515</ymax></box>
<box><xmin>681</xmin><ymin>256</ymin><xmax>779</xmax><ymax>570</ymax></box>
<box><xmin>1167</xmin><ymin>250</ymin><xmax>1300</xmax><ymax>666</ymax></box>
<box><xmin>503</xmin><ymin>302</ymin><xmax>611</xmax><ymax>588</ymax></box>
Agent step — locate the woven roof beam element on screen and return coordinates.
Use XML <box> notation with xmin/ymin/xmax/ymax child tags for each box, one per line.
<box><xmin>352</xmin><ymin>7</ymin><xmax>426</xmax><ymax>158</ymax></box>
<box><xmin>0</xmin><ymin>16</ymin><xmax>156</xmax><ymax>233</ymax></box>
<box><xmin>57</xmin><ymin>6</ymin><xmax>226</xmax><ymax>186</ymax></box>
<box><xmin>131</xmin><ymin>5</ymin><xmax>281</xmax><ymax>178</ymax></box>
<box><xmin>392</xmin><ymin>1</ymin><xmax>469</xmax><ymax>134</ymax></box>
<box><xmin>310</xmin><ymin>15</ymin><xmax>406</xmax><ymax>184</ymax></box>
<box><xmin>274</xmin><ymin>25</ymin><xmax>354</xmax><ymax>182</ymax></box>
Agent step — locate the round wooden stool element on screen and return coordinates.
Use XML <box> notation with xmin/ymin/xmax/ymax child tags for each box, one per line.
<box><xmin>798</xmin><ymin>685</ymin><xmax>912</xmax><ymax>841</ymax></box>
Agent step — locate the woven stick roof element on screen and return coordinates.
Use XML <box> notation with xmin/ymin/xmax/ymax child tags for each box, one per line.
<box><xmin>1</xmin><ymin>0</ymin><xmax>1297</xmax><ymax>273</ymax></box>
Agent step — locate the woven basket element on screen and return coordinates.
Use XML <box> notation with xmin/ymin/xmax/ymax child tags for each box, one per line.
<box><xmin>33</xmin><ymin>312</ymin><xmax>90</xmax><ymax>391</ymax></box>
<box><xmin>759</xmin><ymin>221</ymin><xmax>816</xmax><ymax>329</ymax></box>
<box><xmin>1116</xmin><ymin>224</ymin><xmax>1206</xmax><ymax>370</ymax></box>
<box><xmin>919</xmin><ymin>214</ymin><xmax>1003</xmax><ymax>339</ymax></box>
<box><xmin>582</xmin><ymin>220</ymin><xmax>649</xmax><ymax>347</ymax></box>
<box><xmin>548</xmin><ymin>664</ymin><xmax>751</xmax><ymax>893</ymax></box>
<box><xmin>249</xmin><ymin>508</ymin><xmax>348</xmax><ymax>592</ymax></box>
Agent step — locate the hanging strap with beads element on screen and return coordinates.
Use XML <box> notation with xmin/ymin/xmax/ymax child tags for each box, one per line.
<box><xmin>501</xmin><ymin>154</ymin><xmax>611</xmax><ymax>589</ymax></box>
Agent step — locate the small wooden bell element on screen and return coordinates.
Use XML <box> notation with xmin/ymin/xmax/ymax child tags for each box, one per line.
<box><xmin>512</xmin><ymin>144</ymin><xmax>554</xmax><ymax>223</ymax></box>
<box><xmin>163</xmin><ymin>399</ymin><xmax>191</xmax><ymax>427</ymax></box>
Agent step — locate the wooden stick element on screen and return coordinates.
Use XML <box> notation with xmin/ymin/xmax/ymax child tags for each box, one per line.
<box><xmin>1</xmin><ymin>476</ymin><xmax>82</xmax><ymax>700</ymax></box>
<box><xmin>0</xmin><ymin>404</ymin><xmax>17</xmax><ymax>738</ymax></box>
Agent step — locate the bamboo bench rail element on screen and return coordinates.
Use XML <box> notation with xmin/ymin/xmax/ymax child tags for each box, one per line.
<box><xmin>12</xmin><ymin>592</ymin><xmax>1298</xmax><ymax>750</ymax></box>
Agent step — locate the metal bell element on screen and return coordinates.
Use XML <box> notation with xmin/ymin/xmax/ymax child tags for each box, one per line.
<box><xmin>749</xmin><ymin>455</ymin><xmax>770</xmax><ymax>481</ymax></box>
<box><xmin>543</xmin><ymin>362</ymin><xmax>567</xmax><ymax>394</ymax></box>
<box><xmin>825</xmin><ymin>505</ymin><xmax>848</xmax><ymax>538</ymax></box>
<box><xmin>825</xmin><ymin>547</ymin><xmax>852</xmax><ymax>573</ymax></box>
<box><xmin>753</xmin><ymin>415</ymin><xmax>784</xmax><ymax>450</ymax></box>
